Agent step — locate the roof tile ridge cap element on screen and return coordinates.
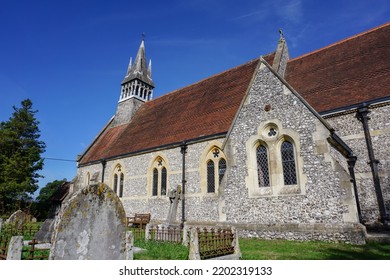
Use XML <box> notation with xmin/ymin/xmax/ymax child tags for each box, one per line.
<box><xmin>151</xmin><ymin>58</ymin><xmax>260</xmax><ymax>101</ymax></box>
<box><xmin>289</xmin><ymin>21</ymin><xmax>390</xmax><ymax>63</ymax></box>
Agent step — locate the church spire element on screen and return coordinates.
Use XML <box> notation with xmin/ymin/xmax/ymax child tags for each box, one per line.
<box><xmin>126</xmin><ymin>57</ymin><xmax>132</xmax><ymax>76</ymax></box>
<box><xmin>147</xmin><ymin>59</ymin><xmax>152</xmax><ymax>78</ymax></box>
<box><xmin>114</xmin><ymin>37</ymin><xmax>154</xmax><ymax>126</ymax></box>
<box><xmin>120</xmin><ymin>37</ymin><xmax>154</xmax><ymax>103</ymax></box>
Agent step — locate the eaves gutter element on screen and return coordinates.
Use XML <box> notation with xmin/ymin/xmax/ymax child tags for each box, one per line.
<box><xmin>320</xmin><ymin>96</ymin><xmax>390</xmax><ymax>118</ymax></box>
<box><xmin>78</xmin><ymin>131</ymin><xmax>227</xmax><ymax>167</ymax></box>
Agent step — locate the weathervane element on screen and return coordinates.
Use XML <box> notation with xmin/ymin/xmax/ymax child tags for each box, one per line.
<box><xmin>279</xmin><ymin>28</ymin><xmax>285</xmax><ymax>42</ymax></box>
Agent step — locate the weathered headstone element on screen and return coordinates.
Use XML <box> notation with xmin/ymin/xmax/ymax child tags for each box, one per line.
<box><xmin>34</xmin><ymin>218</ymin><xmax>55</xmax><ymax>243</ymax></box>
<box><xmin>166</xmin><ymin>185</ymin><xmax>181</xmax><ymax>225</ymax></box>
<box><xmin>6</xmin><ymin>236</ymin><xmax>23</xmax><ymax>260</ymax></box>
<box><xmin>0</xmin><ymin>218</ymin><xmax>3</xmax><ymax>233</ymax></box>
<box><xmin>188</xmin><ymin>228</ymin><xmax>200</xmax><ymax>260</ymax></box>
<box><xmin>125</xmin><ymin>231</ymin><xmax>134</xmax><ymax>260</ymax></box>
<box><xmin>49</xmin><ymin>183</ymin><xmax>129</xmax><ymax>260</ymax></box>
<box><xmin>6</xmin><ymin>210</ymin><xmax>30</xmax><ymax>230</ymax></box>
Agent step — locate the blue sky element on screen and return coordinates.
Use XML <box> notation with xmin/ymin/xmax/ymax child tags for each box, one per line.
<box><xmin>0</xmin><ymin>0</ymin><xmax>389</xmax><ymax>196</ymax></box>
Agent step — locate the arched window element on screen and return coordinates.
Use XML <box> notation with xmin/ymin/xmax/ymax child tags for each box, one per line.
<box><xmin>112</xmin><ymin>164</ymin><xmax>125</xmax><ymax>197</ymax></box>
<box><xmin>113</xmin><ymin>174</ymin><xmax>118</xmax><ymax>194</ymax></box>
<box><xmin>202</xmin><ymin>146</ymin><xmax>227</xmax><ymax>194</ymax></box>
<box><xmin>281</xmin><ymin>140</ymin><xmax>297</xmax><ymax>185</ymax></box>
<box><xmin>218</xmin><ymin>158</ymin><xmax>226</xmax><ymax>185</ymax></box>
<box><xmin>119</xmin><ymin>173</ymin><xmax>124</xmax><ymax>197</ymax></box>
<box><xmin>246</xmin><ymin>120</ymin><xmax>305</xmax><ymax>197</ymax></box>
<box><xmin>207</xmin><ymin>160</ymin><xmax>215</xmax><ymax>193</ymax></box>
<box><xmin>152</xmin><ymin>168</ymin><xmax>158</xmax><ymax>196</ymax></box>
<box><xmin>256</xmin><ymin>144</ymin><xmax>270</xmax><ymax>187</ymax></box>
<box><xmin>150</xmin><ymin>156</ymin><xmax>170</xmax><ymax>197</ymax></box>
<box><xmin>161</xmin><ymin>167</ymin><xmax>167</xmax><ymax>196</ymax></box>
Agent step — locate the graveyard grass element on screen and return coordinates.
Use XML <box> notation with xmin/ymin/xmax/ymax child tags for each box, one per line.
<box><xmin>134</xmin><ymin>239</ymin><xmax>189</xmax><ymax>260</ymax></box>
<box><xmin>2</xmin><ymin>223</ymin><xmax>390</xmax><ymax>260</ymax></box>
<box><xmin>133</xmin><ymin>238</ymin><xmax>390</xmax><ymax>260</ymax></box>
<box><xmin>239</xmin><ymin>239</ymin><xmax>390</xmax><ymax>260</ymax></box>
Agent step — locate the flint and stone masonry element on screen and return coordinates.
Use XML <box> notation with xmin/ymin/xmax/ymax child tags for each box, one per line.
<box><xmin>325</xmin><ymin>104</ymin><xmax>390</xmax><ymax>223</ymax></box>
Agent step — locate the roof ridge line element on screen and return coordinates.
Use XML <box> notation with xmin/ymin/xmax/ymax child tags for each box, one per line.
<box><xmin>289</xmin><ymin>21</ymin><xmax>390</xmax><ymax>62</ymax></box>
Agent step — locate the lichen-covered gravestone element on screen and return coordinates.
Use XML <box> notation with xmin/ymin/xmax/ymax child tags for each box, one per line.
<box><xmin>34</xmin><ymin>218</ymin><xmax>55</xmax><ymax>243</ymax></box>
<box><xmin>49</xmin><ymin>183</ymin><xmax>128</xmax><ymax>260</ymax></box>
<box><xmin>6</xmin><ymin>210</ymin><xmax>30</xmax><ymax>230</ymax></box>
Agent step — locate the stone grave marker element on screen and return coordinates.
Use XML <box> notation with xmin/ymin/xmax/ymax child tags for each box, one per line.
<box><xmin>34</xmin><ymin>218</ymin><xmax>55</xmax><ymax>243</ymax></box>
<box><xmin>49</xmin><ymin>183</ymin><xmax>129</xmax><ymax>260</ymax></box>
<box><xmin>6</xmin><ymin>236</ymin><xmax>23</xmax><ymax>260</ymax></box>
<box><xmin>166</xmin><ymin>185</ymin><xmax>181</xmax><ymax>225</ymax></box>
<box><xmin>6</xmin><ymin>210</ymin><xmax>30</xmax><ymax>230</ymax></box>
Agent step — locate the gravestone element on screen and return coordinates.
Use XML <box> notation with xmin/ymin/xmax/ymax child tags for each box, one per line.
<box><xmin>34</xmin><ymin>218</ymin><xmax>55</xmax><ymax>243</ymax></box>
<box><xmin>166</xmin><ymin>185</ymin><xmax>181</xmax><ymax>225</ymax></box>
<box><xmin>49</xmin><ymin>183</ymin><xmax>128</xmax><ymax>260</ymax></box>
<box><xmin>6</xmin><ymin>210</ymin><xmax>30</xmax><ymax>230</ymax></box>
<box><xmin>6</xmin><ymin>236</ymin><xmax>23</xmax><ymax>260</ymax></box>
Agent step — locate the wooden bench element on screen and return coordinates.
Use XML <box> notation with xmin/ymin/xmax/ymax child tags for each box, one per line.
<box><xmin>127</xmin><ymin>213</ymin><xmax>151</xmax><ymax>229</ymax></box>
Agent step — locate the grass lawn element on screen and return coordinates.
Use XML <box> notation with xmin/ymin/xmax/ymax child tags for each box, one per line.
<box><xmin>239</xmin><ymin>239</ymin><xmax>390</xmax><ymax>260</ymax></box>
<box><xmin>2</xmin><ymin>224</ymin><xmax>389</xmax><ymax>260</ymax></box>
<box><xmin>134</xmin><ymin>239</ymin><xmax>189</xmax><ymax>260</ymax></box>
<box><xmin>134</xmin><ymin>238</ymin><xmax>390</xmax><ymax>260</ymax></box>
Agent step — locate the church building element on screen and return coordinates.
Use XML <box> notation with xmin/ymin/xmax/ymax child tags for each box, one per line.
<box><xmin>76</xmin><ymin>23</ymin><xmax>390</xmax><ymax>244</ymax></box>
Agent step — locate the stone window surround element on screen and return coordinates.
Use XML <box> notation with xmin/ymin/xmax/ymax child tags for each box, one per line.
<box><xmin>112</xmin><ymin>163</ymin><xmax>125</xmax><ymax>197</ymax></box>
<box><xmin>148</xmin><ymin>154</ymin><xmax>170</xmax><ymax>198</ymax></box>
<box><xmin>245</xmin><ymin>119</ymin><xmax>306</xmax><ymax>197</ymax></box>
<box><xmin>199</xmin><ymin>140</ymin><xmax>227</xmax><ymax>196</ymax></box>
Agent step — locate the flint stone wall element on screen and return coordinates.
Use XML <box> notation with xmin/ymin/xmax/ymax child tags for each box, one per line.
<box><xmin>49</xmin><ymin>183</ymin><xmax>127</xmax><ymax>260</ymax></box>
<box><xmin>236</xmin><ymin>223</ymin><xmax>366</xmax><ymax>245</ymax></box>
<box><xmin>325</xmin><ymin>104</ymin><xmax>390</xmax><ymax>223</ymax></box>
<box><xmin>223</xmin><ymin>62</ymin><xmax>359</xmax><ymax>227</ymax></box>
<box><xmin>77</xmin><ymin>138</ymin><xmax>224</xmax><ymax>223</ymax></box>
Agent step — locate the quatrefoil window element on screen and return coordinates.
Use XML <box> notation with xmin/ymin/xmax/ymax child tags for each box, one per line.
<box><xmin>268</xmin><ymin>128</ymin><xmax>277</xmax><ymax>137</ymax></box>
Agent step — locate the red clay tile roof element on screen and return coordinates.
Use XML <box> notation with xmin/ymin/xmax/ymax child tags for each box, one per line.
<box><xmin>285</xmin><ymin>22</ymin><xmax>390</xmax><ymax>113</ymax></box>
<box><xmin>80</xmin><ymin>58</ymin><xmax>261</xmax><ymax>164</ymax></box>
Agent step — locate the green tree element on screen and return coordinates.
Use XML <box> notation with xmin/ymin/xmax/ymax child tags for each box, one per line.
<box><xmin>0</xmin><ymin>99</ymin><xmax>46</xmax><ymax>215</ymax></box>
<box><xmin>34</xmin><ymin>179</ymin><xmax>66</xmax><ymax>219</ymax></box>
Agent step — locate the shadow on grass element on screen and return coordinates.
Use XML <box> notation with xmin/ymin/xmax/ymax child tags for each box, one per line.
<box><xmin>239</xmin><ymin>239</ymin><xmax>390</xmax><ymax>260</ymax></box>
<box><xmin>321</xmin><ymin>241</ymin><xmax>390</xmax><ymax>260</ymax></box>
